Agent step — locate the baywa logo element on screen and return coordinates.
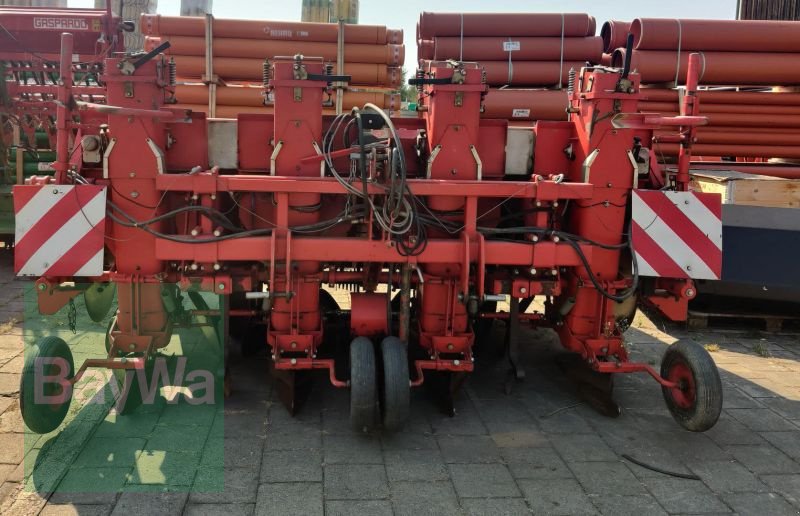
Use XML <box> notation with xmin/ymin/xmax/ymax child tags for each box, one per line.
<box><xmin>33</xmin><ymin>356</ymin><xmax>216</xmax><ymax>410</ymax></box>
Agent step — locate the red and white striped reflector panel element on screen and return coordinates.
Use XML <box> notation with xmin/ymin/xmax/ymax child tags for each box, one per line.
<box><xmin>631</xmin><ymin>190</ymin><xmax>722</xmax><ymax>280</ymax></box>
<box><xmin>14</xmin><ymin>184</ymin><xmax>107</xmax><ymax>277</ymax></box>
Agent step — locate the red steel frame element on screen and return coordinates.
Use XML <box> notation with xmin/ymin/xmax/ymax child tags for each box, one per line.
<box><xmin>5</xmin><ymin>20</ymin><xmax>715</xmax><ymax>403</ymax></box>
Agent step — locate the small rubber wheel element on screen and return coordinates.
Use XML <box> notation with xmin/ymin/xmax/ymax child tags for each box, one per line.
<box><xmin>661</xmin><ymin>340</ymin><xmax>722</xmax><ymax>432</ymax></box>
<box><xmin>380</xmin><ymin>336</ymin><xmax>410</xmax><ymax>431</ymax></box>
<box><xmin>350</xmin><ymin>337</ymin><xmax>377</xmax><ymax>432</ymax></box>
<box><xmin>20</xmin><ymin>337</ymin><xmax>74</xmax><ymax>433</ymax></box>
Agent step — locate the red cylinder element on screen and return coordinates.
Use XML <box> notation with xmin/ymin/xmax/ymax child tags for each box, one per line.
<box><xmin>482</xmin><ymin>89</ymin><xmax>568</xmax><ymax>120</ymax></box>
<box><xmin>421</xmin><ymin>59</ymin><xmax>581</xmax><ymax>86</ymax></box>
<box><xmin>418</xmin><ymin>12</ymin><xmax>595</xmax><ymax>39</ymax></box>
<box><xmin>614</xmin><ymin>49</ymin><xmax>800</xmax><ymax>85</ymax></box>
<box><xmin>141</xmin><ymin>14</ymin><xmax>401</xmax><ymax>44</ymax></box>
<box><xmin>632</xmin><ymin>18</ymin><xmax>800</xmax><ymax>52</ymax></box>
<box><xmin>600</xmin><ymin>20</ymin><xmax>631</xmax><ymax>53</ymax></box>
<box><xmin>429</xmin><ymin>36</ymin><xmax>602</xmax><ymax>62</ymax></box>
<box><xmin>148</xmin><ymin>36</ymin><xmax>404</xmax><ymax>66</ymax></box>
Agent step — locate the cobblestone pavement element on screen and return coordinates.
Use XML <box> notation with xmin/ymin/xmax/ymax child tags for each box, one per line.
<box><xmin>0</xmin><ymin>253</ymin><xmax>798</xmax><ymax>515</ymax></box>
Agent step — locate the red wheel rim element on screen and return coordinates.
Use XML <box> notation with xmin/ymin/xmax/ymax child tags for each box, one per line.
<box><xmin>667</xmin><ymin>361</ymin><xmax>696</xmax><ymax>410</ymax></box>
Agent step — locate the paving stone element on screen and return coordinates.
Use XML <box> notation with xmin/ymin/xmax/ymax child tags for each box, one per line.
<box><xmin>517</xmin><ymin>478</ymin><xmax>597</xmax><ymax>515</ymax></box>
<box><xmin>189</xmin><ymin>467</ymin><xmax>257</xmax><ymax>504</ymax></box>
<box><xmin>490</xmin><ymin>429</ymin><xmax>549</xmax><ymax>448</ymax></box>
<box><xmin>380</xmin><ymin>431</ymin><xmax>438</xmax><ymax>451</ymax></box>
<box><xmin>110</xmin><ymin>492</ymin><xmax>188</xmax><ymax>516</ymax></box>
<box><xmin>643</xmin><ymin>477</ymin><xmax>730</xmax><ymax>514</ymax></box>
<box><xmin>761</xmin><ymin>474</ymin><xmax>800</xmax><ymax>508</ymax></box>
<box><xmin>591</xmin><ymin>494</ymin><xmax>667</xmax><ymax>516</ymax></box>
<box><xmin>324</xmin><ymin>464</ymin><xmax>388</xmax><ymax>500</ymax></box>
<box><xmin>549</xmin><ymin>433</ymin><xmax>617</xmax><ymax>463</ymax></box>
<box><xmin>255</xmin><ymin>482</ymin><xmax>322</xmax><ymax>516</ymax></box>
<box><xmin>689</xmin><ymin>460</ymin><xmax>768</xmax><ymax>493</ymax></box>
<box><xmin>727</xmin><ymin>444</ymin><xmax>800</xmax><ymax>475</ymax></box>
<box><xmin>323</xmin><ymin>433</ymin><xmax>382</xmax><ymax>464</ymax></box>
<box><xmin>129</xmin><ymin>450</ymin><xmax>200</xmax><ymax>486</ymax></box>
<box><xmin>325</xmin><ymin>500</ymin><xmax>393</xmax><ymax>516</ymax></box>
<box><xmin>429</xmin><ymin>407</ymin><xmax>488</xmax><ymax>436</ymax></box>
<box><xmin>705</xmin><ymin>414</ymin><xmax>766</xmax><ymax>445</ymax></box>
<box><xmin>727</xmin><ymin>408</ymin><xmax>798</xmax><ymax>432</ymax></box>
<box><xmin>72</xmin><ymin>438</ymin><xmax>146</xmax><ymax>469</ymax></box>
<box><xmin>0</xmin><ymin>373</ymin><xmax>20</xmax><ymax>395</ymax></box>
<box><xmin>570</xmin><ymin>460</ymin><xmax>647</xmax><ymax>495</ymax></box>
<box><xmin>261</xmin><ymin>449</ymin><xmax>322</xmax><ymax>483</ymax></box>
<box><xmin>448</xmin><ymin>463</ymin><xmax>520</xmax><ymax>498</ymax></box>
<box><xmin>0</xmin><ymin>432</ymin><xmax>23</xmax><ymax>464</ymax></box>
<box><xmin>761</xmin><ymin>398</ymin><xmax>800</xmax><ymax>421</ymax></box>
<box><xmin>390</xmin><ymin>481</ymin><xmax>461</xmax><ymax>516</ymax></box>
<box><xmin>143</xmin><ymin>424</ymin><xmax>210</xmax><ymax>454</ymax></box>
<box><xmin>437</xmin><ymin>435</ymin><xmax>501</xmax><ymax>464</ymax></box>
<box><xmin>49</xmin><ymin>467</ymin><xmax>130</xmax><ymax>504</ymax></box>
<box><xmin>222</xmin><ymin>437</ymin><xmax>263</xmax><ymax>469</ymax></box>
<box><xmin>94</xmin><ymin>412</ymin><xmax>159</xmax><ymax>438</ymax></box>
<box><xmin>760</xmin><ymin>431</ymin><xmax>800</xmax><ymax>460</ymax></box>
<box><xmin>40</xmin><ymin>504</ymin><xmax>112</xmax><ymax>516</ymax></box>
<box><xmin>500</xmin><ymin>446</ymin><xmax>574</xmax><ymax>480</ymax></box>
<box><xmin>264</xmin><ymin>427</ymin><xmax>321</xmax><ymax>451</ymax></box>
<box><xmin>384</xmin><ymin>449</ymin><xmax>449</xmax><ymax>482</ymax></box>
<box><xmin>183</xmin><ymin>503</ymin><xmax>254</xmax><ymax>516</ymax></box>
<box><xmin>721</xmin><ymin>492</ymin><xmax>797</xmax><ymax>516</ymax></box>
<box><xmin>460</xmin><ymin>497</ymin><xmax>530</xmax><ymax>516</ymax></box>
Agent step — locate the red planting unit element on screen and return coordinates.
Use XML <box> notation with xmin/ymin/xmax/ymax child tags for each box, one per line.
<box><xmin>3</xmin><ymin>8</ymin><xmax>724</xmax><ymax>434</ymax></box>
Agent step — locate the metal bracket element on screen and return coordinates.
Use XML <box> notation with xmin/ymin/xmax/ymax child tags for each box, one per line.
<box><xmin>146</xmin><ymin>138</ymin><xmax>165</xmax><ymax>174</ymax></box>
<box><xmin>270</xmin><ymin>140</ymin><xmax>283</xmax><ymax>176</ymax></box>
<box><xmin>425</xmin><ymin>144</ymin><xmax>441</xmax><ymax>179</ymax></box>
<box><xmin>582</xmin><ymin>148</ymin><xmax>599</xmax><ymax>183</ymax></box>
<box><xmin>102</xmin><ymin>138</ymin><xmax>116</xmax><ymax>179</ymax></box>
<box><xmin>470</xmin><ymin>145</ymin><xmax>483</xmax><ymax>181</ymax></box>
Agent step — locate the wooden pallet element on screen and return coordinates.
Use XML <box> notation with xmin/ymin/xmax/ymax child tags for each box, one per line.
<box><xmin>691</xmin><ymin>169</ymin><xmax>800</xmax><ymax>209</ymax></box>
<box><xmin>688</xmin><ymin>309</ymin><xmax>800</xmax><ymax>332</ymax></box>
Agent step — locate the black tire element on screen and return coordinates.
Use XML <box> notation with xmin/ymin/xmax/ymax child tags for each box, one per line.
<box><xmin>380</xmin><ymin>336</ymin><xmax>410</xmax><ymax>431</ymax></box>
<box><xmin>20</xmin><ymin>336</ymin><xmax>74</xmax><ymax>433</ymax></box>
<box><xmin>660</xmin><ymin>340</ymin><xmax>722</xmax><ymax>432</ymax></box>
<box><xmin>350</xmin><ymin>337</ymin><xmax>377</xmax><ymax>432</ymax></box>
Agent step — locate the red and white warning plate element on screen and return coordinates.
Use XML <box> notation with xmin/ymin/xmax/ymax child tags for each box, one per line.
<box><xmin>14</xmin><ymin>184</ymin><xmax>107</xmax><ymax>277</ymax></box>
<box><xmin>631</xmin><ymin>190</ymin><xmax>722</xmax><ymax>280</ymax></box>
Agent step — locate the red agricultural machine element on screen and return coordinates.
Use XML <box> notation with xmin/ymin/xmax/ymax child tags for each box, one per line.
<box><xmin>3</xmin><ymin>7</ymin><xmax>724</xmax><ymax>435</ymax></box>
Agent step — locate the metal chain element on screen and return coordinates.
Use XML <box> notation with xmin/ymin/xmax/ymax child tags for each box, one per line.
<box><xmin>68</xmin><ymin>298</ymin><xmax>77</xmax><ymax>334</ymax></box>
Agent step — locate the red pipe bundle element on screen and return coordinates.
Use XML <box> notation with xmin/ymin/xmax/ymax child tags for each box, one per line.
<box><xmin>481</xmin><ymin>89</ymin><xmax>568</xmax><ymax>121</ymax></box>
<box><xmin>600</xmin><ymin>20</ymin><xmax>631</xmax><ymax>53</ymax></box>
<box><xmin>417</xmin><ymin>12</ymin><xmax>599</xmax><ymax>88</ymax></box>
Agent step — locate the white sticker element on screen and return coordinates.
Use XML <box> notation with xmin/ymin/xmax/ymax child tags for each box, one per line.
<box><xmin>37</xmin><ymin>162</ymin><xmax>55</xmax><ymax>172</ymax></box>
<box><xmin>511</xmin><ymin>109</ymin><xmax>530</xmax><ymax>118</ymax></box>
<box><xmin>503</xmin><ymin>41</ymin><xmax>521</xmax><ymax>52</ymax></box>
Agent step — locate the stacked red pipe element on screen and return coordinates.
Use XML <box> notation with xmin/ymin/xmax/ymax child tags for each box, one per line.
<box><xmin>416</xmin><ymin>12</ymin><xmax>599</xmax><ymax>122</ymax></box>
<box><xmin>599</xmin><ymin>17</ymin><xmax>800</xmax><ymax>160</ymax></box>
<box><xmin>140</xmin><ymin>14</ymin><xmax>402</xmax><ymax>114</ymax></box>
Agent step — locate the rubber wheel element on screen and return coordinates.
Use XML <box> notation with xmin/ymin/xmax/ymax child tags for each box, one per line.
<box><xmin>380</xmin><ymin>336</ymin><xmax>410</xmax><ymax>431</ymax></box>
<box><xmin>660</xmin><ymin>340</ymin><xmax>722</xmax><ymax>432</ymax></box>
<box><xmin>20</xmin><ymin>337</ymin><xmax>74</xmax><ymax>433</ymax></box>
<box><xmin>349</xmin><ymin>337</ymin><xmax>377</xmax><ymax>433</ymax></box>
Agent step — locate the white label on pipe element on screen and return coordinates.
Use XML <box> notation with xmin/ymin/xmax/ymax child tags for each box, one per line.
<box><xmin>512</xmin><ymin>109</ymin><xmax>530</xmax><ymax>118</ymax></box>
<box><xmin>37</xmin><ymin>162</ymin><xmax>55</xmax><ymax>172</ymax></box>
<box><xmin>503</xmin><ymin>41</ymin><xmax>521</xmax><ymax>52</ymax></box>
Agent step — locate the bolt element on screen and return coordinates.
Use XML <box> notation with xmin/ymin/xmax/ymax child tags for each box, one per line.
<box><xmin>531</xmin><ymin>235</ymin><xmax>539</xmax><ymax>242</ymax></box>
<box><xmin>453</xmin><ymin>360</ymin><xmax>460</xmax><ymax>366</ymax></box>
<box><xmin>520</xmin><ymin>287</ymin><xmax>527</xmax><ymax>294</ymax></box>
<box><xmin>553</xmin><ymin>235</ymin><xmax>560</xmax><ymax>243</ymax></box>
<box><xmin>551</xmin><ymin>269</ymin><xmax>558</xmax><ymax>276</ymax></box>
<box><xmin>447</xmin><ymin>343</ymin><xmax>454</xmax><ymax>350</ymax></box>
<box><xmin>213</xmin><ymin>229</ymin><xmax>222</xmax><ymax>237</ymax></box>
<box><xmin>190</xmin><ymin>228</ymin><xmax>199</xmax><ymax>236</ymax></box>
<box><xmin>37</xmin><ymin>283</ymin><xmax>46</xmax><ymax>291</ymax></box>
<box><xmin>535</xmin><ymin>201</ymin><xmax>542</xmax><ymax>207</ymax></box>
<box><xmin>290</xmin><ymin>358</ymin><xmax>297</xmax><ymax>365</ymax></box>
<box><xmin>529</xmin><ymin>268</ymin><xmax>537</xmax><ymax>275</ymax></box>
<box><xmin>213</xmin><ymin>263</ymin><xmax>221</xmax><ymax>271</ymax></box>
<box><xmin>553</xmin><ymin>201</ymin><xmax>559</xmax><ymax>207</ymax></box>
<box><xmin>130</xmin><ymin>191</ymin><xmax>139</xmax><ymax>198</ymax></box>
<box><xmin>129</xmin><ymin>171</ymin><xmax>135</xmax><ymax>178</ymax></box>
<box><xmin>685</xmin><ymin>199</ymin><xmax>690</xmax><ymax>204</ymax></box>
<box><xmin>52</xmin><ymin>188</ymin><xmax>59</xmax><ymax>194</ymax></box>
<box><xmin>685</xmin><ymin>288</ymin><xmax>695</xmax><ymax>298</ymax></box>
<box><xmin>686</xmin><ymin>265</ymin><xmax>692</xmax><ymax>271</ymax></box>
<box><xmin>190</xmin><ymin>263</ymin><xmax>198</xmax><ymax>270</ymax></box>
<box><xmin>218</xmin><ymin>283</ymin><xmax>226</xmax><ymax>291</ymax></box>
<box><xmin>129</xmin><ymin>343</ymin><xmax>135</xmax><ymax>350</ymax></box>
<box><xmin>210</xmin><ymin>194</ymin><xmax>216</xmax><ymax>200</ymax></box>
<box><xmin>290</xmin><ymin>341</ymin><xmax>297</xmax><ymax>349</ymax></box>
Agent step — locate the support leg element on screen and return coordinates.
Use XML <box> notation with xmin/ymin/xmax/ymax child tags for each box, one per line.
<box><xmin>504</xmin><ymin>297</ymin><xmax>525</xmax><ymax>394</ymax></box>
